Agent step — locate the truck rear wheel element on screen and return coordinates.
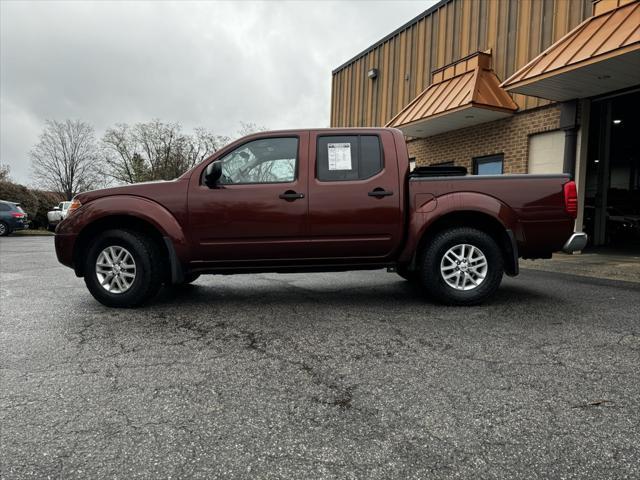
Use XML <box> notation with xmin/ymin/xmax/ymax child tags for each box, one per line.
<box><xmin>420</xmin><ymin>227</ymin><xmax>503</xmax><ymax>306</ymax></box>
<box><xmin>83</xmin><ymin>229</ymin><xmax>164</xmax><ymax>308</ymax></box>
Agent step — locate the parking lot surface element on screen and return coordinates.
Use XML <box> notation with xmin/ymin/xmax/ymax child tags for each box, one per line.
<box><xmin>1</xmin><ymin>236</ymin><xmax>639</xmax><ymax>479</ymax></box>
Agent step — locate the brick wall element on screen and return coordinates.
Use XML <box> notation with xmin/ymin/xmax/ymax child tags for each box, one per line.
<box><xmin>407</xmin><ymin>104</ymin><xmax>562</xmax><ymax>173</ymax></box>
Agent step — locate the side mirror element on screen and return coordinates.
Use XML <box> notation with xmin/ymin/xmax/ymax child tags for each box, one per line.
<box><xmin>204</xmin><ymin>161</ymin><xmax>223</xmax><ymax>188</ymax></box>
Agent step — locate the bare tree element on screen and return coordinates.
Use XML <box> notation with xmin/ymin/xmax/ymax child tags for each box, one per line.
<box><xmin>0</xmin><ymin>163</ymin><xmax>10</xmax><ymax>182</ymax></box>
<box><xmin>237</xmin><ymin>121</ymin><xmax>268</xmax><ymax>138</ymax></box>
<box><xmin>187</xmin><ymin>127</ymin><xmax>231</xmax><ymax>167</ymax></box>
<box><xmin>102</xmin><ymin>120</ymin><xmax>230</xmax><ymax>184</ymax></box>
<box><xmin>31</xmin><ymin>120</ymin><xmax>103</xmax><ymax>199</ymax></box>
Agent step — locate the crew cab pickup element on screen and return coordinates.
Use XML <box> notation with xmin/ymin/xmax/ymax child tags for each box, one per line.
<box><xmin>54</xmin><ymin>128</ymin><xmax>586</xmax><ymax>308</ymax></box>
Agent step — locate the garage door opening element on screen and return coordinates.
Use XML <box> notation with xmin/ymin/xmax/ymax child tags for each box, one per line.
<box><xmin>583</xmin><ymin>90</ymin><xmax>640</xmax><ymax>252</ymax></box>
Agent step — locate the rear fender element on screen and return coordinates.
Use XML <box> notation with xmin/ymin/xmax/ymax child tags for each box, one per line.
<box><xmin>400</xmin><ymin>192</ymin><xmax>519</xmax><ymax>266</ymax></box>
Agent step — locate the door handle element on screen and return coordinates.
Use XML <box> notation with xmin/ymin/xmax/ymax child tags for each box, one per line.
<box><xmin>368</xmin><ymin>187</ymin><xmax>393</xmax><ymax>198</ymax></box>
<box><xmin>279</xmin><ymin>190</ymin><xmax>305</xmax><ymax>201</ymax></box>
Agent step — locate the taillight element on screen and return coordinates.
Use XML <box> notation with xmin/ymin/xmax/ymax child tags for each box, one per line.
<box><xmin>11</xmin><ymin>212</ymin><xmax>25</xmax><ymax>218</ymax></box>
<box><xmin>67</xmin><ymin>199</ymin><xmax>82</xmax><ymax>216</ymax></box>
<box><xmin>563</xmin><ymin>181</ymin><xmax>578</xmax><ymax>218</ymax></box>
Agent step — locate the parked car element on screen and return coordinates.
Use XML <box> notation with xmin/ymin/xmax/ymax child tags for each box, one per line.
<box><xmin>47</xmin><ymin>201</ymin><xmax>72</xmax><ymax>231</ymax></box>
<box><xmin>54</xmin><ymin>128</ymin><xmax>585</xmax><ymax>308</ymax></box>
<box><xmin>606</xmin><ymin>206</ymin><xmax>640</xmax><ymax>242</ymax></box>
<box><xmin>583</xmin><ymin>205</ymin><xmax>640</xmax><ymax>245</ymax></box>
<box><xmin>0</xmin><ymin>200</ymin><xmax>29</xmax><ymax>236</ymax></box>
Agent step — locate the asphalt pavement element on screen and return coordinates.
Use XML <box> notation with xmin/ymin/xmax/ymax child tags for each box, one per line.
<box><xmin>1</xmin><ymin>236</ymin><xmax>639</xmax><ymax>479</ymax></box>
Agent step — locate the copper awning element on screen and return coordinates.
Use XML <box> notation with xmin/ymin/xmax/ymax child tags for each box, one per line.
<box><xmin>386</xmin><ymin>52</ymin><xmax>518</xmax><ymax>138</ymax></box>
<box><xmin>502</xmin><ymin>0</ymin><xmax>640</xmax><ymax>101</ymax></box>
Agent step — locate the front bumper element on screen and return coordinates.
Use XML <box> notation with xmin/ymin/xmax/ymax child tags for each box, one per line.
<box><xmin>54</xmin><ymin>233</ymin><xmax>78</xmax><ymax>269</ymax></box>
<box><xmin>562</xmin><ymin>232</ymin><xmax>588</xmax><ymax>253</ymax></box>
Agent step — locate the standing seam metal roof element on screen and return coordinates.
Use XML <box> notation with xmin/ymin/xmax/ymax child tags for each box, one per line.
<box><xmin>386</xmin><ymin>53</ymin><xmax>518</xmax><ymax>129</ymax></box>
<box><xmin>502</xmin><ymin>1</ymin><xmax>640</xmax><ymax>89</ymax></box>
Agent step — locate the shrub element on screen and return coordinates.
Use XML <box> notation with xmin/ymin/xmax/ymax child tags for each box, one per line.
<box><xmin>0</xmin><ymin>181</ymin><xmax>64</xmax><ymax>229</ymax></box>
<box><xmin>31</xmin><ymin>190</ymin><xmax>65</xmax><ymax>229</ymax></box>
<box><xmin>0</xmin><ymin>181</ymin><xmax>39</xmax><ymax>216</ymax></box>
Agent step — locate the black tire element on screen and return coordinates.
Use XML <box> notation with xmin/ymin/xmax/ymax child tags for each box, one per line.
<box><xmin>420</xmin><ymin>227</ymin><xmax>504</xmax><ymax>306</ymax></box>
<box><xmin>396</xmin><ymin>264</ymin><xmax>420</xmax><ymax>283</ymax></box>
<box><xmin>0</xmin><ymin>221</ymin><xmax>9</xmax><ymax>236</ymax></box>
<box><xmin>83</xmin><ymin>229</ymin><xmax>165</xmax><ymax>308</ymax></box>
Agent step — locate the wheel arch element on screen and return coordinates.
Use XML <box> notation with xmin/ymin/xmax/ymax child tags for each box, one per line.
<box><xmin>60</xmin><ymin>195</ymin><xmax>188</xmax><ymax>281</ymax></box>
<box><xmin>410</xmin><ymin>210</ymin><xmax>519</xmax><ymax>276</ymax></box>
<box><xmin>73</xmin><ymin>215</ymin><xmax>159</xmax><ymax>275</ymax></box>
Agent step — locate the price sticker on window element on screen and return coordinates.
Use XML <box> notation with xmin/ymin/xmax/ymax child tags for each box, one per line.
<box><xmin>327</xmin><ymin>143</ymin><xmax>352</xmax><ymax>170</ymax></box>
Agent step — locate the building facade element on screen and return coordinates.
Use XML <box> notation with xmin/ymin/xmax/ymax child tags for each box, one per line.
<box><xmin>331</xmin><ymin>0</ymin><xmax>640</xmax><ymax>251</ymax></box>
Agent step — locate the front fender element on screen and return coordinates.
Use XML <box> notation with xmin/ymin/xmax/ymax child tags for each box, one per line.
<box><xmin>58</xmin><ymin>195</ymin><xmax>189</xmax><ymax>262</ymax></box>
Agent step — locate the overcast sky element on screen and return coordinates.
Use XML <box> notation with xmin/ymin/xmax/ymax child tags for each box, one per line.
<box><xmin>1</xmin><ymin>0</ymin><xmax>436</xmax><ymax>185</ymax></box>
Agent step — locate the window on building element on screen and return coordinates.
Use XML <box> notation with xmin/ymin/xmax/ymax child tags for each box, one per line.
<box><xmin>317</xmin><ymin>135</ymin><xmax>383</xmax><ymax>181</ymax></box>
<box><xmin>409</xmin><ymin>157</ymin><xmax>416</xmax><ymax>171</ymax></box>
<box><xmin>473</xmin><ymin>154</ymin><xmax>504</xmax><ymax>175</ymax></box>
<box><xmin>216</xmin><ymin>137</ymin><xmax>298</xmax><ymax>185</ymax></box>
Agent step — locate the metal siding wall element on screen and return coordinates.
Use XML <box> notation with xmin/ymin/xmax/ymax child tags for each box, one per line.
<box><xmin>330</xmin><ymin>0</ymin><xmax>591</xmax><ymax>127</ymax></box>
<box><xmin>390</xmin><ymin>36</ymin><xmax>400</xmax><ymax>118</ymax></box>
<box><xmin>460</xmin><ymin>0</ymin><xmax>471</xmax><ymax>57</ymax></box>
<box><xmin>398</xmin><ymin>31</ymin><xmax>407</xmax><ymax>115</ymax></box>
<box><xmin>526</xmin><ymin>0</ymin><xmax>544</xmax><ymax>110</ymax></box>
<box><xmin>477</xmin><ymin>0</ymin><xmax>487</xmax><ymax>52</ymax></box>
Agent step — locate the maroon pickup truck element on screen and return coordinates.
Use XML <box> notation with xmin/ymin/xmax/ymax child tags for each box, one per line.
<box><xmin>55</xmin><ymin>128</ymin><xmax>586</xmax><ymax>308</ymax></box>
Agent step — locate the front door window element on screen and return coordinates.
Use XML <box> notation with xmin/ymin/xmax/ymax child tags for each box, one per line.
<box><xmin>217</xmin><ymin>137</ymin><xmax>298</xmax><ymax>185</ymax></box>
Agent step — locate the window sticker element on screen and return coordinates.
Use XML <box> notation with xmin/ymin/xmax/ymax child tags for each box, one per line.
<box><xmin>327</xmin><ymin>143</ymin><xmax>352</xmax><ymax>170</ymax></box>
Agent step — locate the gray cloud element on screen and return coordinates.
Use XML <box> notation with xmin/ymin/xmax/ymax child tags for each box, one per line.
<box><xmin>1</xmin><ymin>0</ymin><xmax>435</xmax><ymax>184</ymax></box>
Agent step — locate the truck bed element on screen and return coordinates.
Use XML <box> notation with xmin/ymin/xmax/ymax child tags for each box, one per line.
<box><xmin>406</xmin><ymin>174</ymin><xmax>575</xmax><ymax>259</ymax></box>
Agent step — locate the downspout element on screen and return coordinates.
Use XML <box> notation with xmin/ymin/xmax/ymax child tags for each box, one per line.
<box><xmin>563</xmin><ymin>128</ymin><xmax>578</xmax><ymax>178</ymax></box>
<box><xmin>560</xmin><ymin>100</ymin><xmax>578</xmax><ymax>178</ymax></box>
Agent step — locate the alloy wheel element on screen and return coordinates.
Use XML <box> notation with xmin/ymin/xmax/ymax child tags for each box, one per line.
<box><xmin>440</xmin><ymin>243</ymin><xmax>488</xmax><ymax>291</ymax></box>
<box><xmin>95</xmin><ymin>246</ymin><xmax>137</xmax><ymax>294</ymax></box>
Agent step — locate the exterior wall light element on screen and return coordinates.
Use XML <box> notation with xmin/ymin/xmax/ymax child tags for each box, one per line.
<box><xmin>367</xmin><ymin>68</ymin><xmax>378</xmax><ymax>79</ymax></box>
<box><xmin>613</xmin><ymin>119</ymin><xmax>622</xmax><ymax>124</ymax></box>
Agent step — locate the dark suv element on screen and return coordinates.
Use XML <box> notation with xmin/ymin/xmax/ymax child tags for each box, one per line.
<box><xmin>0</xmin><ymin>200</ymin><xmax>28</xmax><ymax>236</ymax></box>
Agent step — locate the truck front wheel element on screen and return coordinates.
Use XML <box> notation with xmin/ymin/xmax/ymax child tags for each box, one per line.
<box><xmin>83</xmin><ymin>229</ymin><xmax>164</xmax><ymax>308</ymax></box>
<box><xmin>420</xmin><ymin>227</ymin><xmax>503</xmax><ymax>306</ymax></box>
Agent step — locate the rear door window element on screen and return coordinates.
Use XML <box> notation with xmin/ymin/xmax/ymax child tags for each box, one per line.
<box><xmin>316</xmin><ymin>135</ymin><xmax>383</xmax><ymax>182</ymax></box>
